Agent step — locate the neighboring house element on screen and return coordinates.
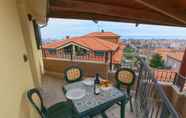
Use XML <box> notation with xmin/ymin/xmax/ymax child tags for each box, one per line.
<box><xmin>153</xmin><ymin>48</ymin><xmax>184</xmax><ymax>72</ymax></box>
<box><xmin>86</xmin><ymin>31</ymin><xmax>120</xmax><ymax>44</ymax></box>
<box><xmin>138</xmin><ymin>48</ymin><xmax>154</xmax><ymax>57</ymax></box>
<box><xmin>166</xmin><ymin>52</ymin><xmax>184</xmax><ymax>72</ymax></box>
<box><xmin>43</xmin><ymin>32</ymin><xmax>125</xmax><ymax>71</ymax></box>
<box><xmin>153</xmin><ymin>48</ymin><xmax>173</xmax><ymax>60</ymax></box>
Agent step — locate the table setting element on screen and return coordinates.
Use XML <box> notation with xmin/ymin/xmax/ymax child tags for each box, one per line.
<box><xmin>63</xmin><ymin>74</ymin><xmax>127</xmax><ymax>118</ymax></box>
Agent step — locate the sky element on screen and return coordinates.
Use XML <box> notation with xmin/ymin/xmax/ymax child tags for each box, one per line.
<box><xmin>40</xmin><ymin>18</ymin><xmax>186</xmax><ymax>40</ymax></box>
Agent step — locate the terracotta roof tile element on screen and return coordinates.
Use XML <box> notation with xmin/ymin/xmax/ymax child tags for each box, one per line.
<box><xmin>154</xmin><ymin>48</ymin><xmax>173</xmax><ymax>59</ymax></box>
<box><xmin>154</xmin><ymin>48</ymin><xmax>184</xmax><ymax>61</ymax></box>
<box><xmin>112</xmin><ymin>42</ymin><xmax>125</xmax><ymax>64</ymax></box>
<box><xmin>42</xmin><ymin>38</ymin><xmax>72</xmax><ymax>49</ymax></box>
<box><xmin>86</xmin><ymin>32</ymin><xmax>119</xmax><ymax>37</ymax></box>
<box><xmin>43</xmin><ymin>32</ymin><xmax>125</xmax><ymax>64</ymax></box>
<box><xmin>167</xmin><ymin>52</ymin><xmax>184</xmax><ymax>61</ymax></box>
<box><xmin>43</xmin><ymin>36</ymin><xmax>119</xmax><ymax>51</ymax></box>
<box><xmin>154</xmin><ymin>48</ymin><xmax>173</xmax><ymax>52</ymax></box>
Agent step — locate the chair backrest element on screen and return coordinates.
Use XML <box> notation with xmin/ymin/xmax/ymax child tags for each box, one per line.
<box><xmin>115</xmin><ymin>68</ymin><xmax>135</xmax><ymax>93</ymax></box>
<box><xmin>64</xmin><ymin>66</ymin><xmax>83</xmax><ymax>83</ymax></box>
<box><xmin>27</xmin><ymin>88</ymin><xmax>47</xmax><ymax>118</ymax></box>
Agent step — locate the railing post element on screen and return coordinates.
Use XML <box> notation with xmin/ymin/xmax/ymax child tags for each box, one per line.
<box><xmin>180</xmin><ymin>78</ymin><xmax>185</xmax><ymax>92</ymax></box>
<box><xmin>160</xmin><ymin>103</ymin><xmax>170</xmax><ymax>118</ymax></box>
<box><xmin>105</xmin><ymin>52</ymin><xmax>108</xmax><ymax>64</ymax></box>
<box><xmin>109</xmin><ymin>51</ymin><xmax>112</xmax><ymax>71</ymax></box>
<box><xmin>70</xmin><ymin>48</ymin><xmax>73</xmax><ymax>61</ymax></box>
<box><xmin>173</xmin><ymin>72</ymin><xmax>177</xmax><ymax>85</ymax></box>
<box><xmin>42</xmin><ymin>48</ymin><xmax>46</xmax><ymax>57</ymax></box>
<box><xmin>135</xmin><ymin>60</ymin><xmax>143</xmax><ymax>98</ymax></box>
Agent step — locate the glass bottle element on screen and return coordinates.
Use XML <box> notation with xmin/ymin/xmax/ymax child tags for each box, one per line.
<box><xmin>94</xmin><ymin>73</ymin><xmax>100</xmax><ymax>95</ymax></box>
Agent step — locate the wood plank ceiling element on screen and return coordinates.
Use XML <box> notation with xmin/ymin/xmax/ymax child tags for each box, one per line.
<box><xmin>48</xmin><ymin>0</ymin><xmax>186</xmax><ymax>27</ymax></box>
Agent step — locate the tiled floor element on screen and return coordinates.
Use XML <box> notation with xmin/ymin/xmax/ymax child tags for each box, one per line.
<box><xmin>41</xmin><ymin>74</ymin><xmax>136</xmax><ymax>118</ymax></box>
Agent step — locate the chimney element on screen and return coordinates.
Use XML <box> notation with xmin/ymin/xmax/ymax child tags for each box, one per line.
<box><xmin>66</xmin><ymin>35</ymin><xmax>70</xmax><ymax>39</ymax></box>
<box><xmin>101</xmin><ymin>29</ymin><xmax>104</xmax><ymax>32</ymax></box>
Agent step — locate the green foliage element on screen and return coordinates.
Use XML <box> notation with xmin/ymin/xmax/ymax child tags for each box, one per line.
<box><xmin>124</xmin><ymin>47</ymin><xmax>135</xmax><ymax>53</ymax></box>
<box><xmin>149</xmin><ymin>54</ymin><xmax>165</xmax><ymax>68</ymax></box>
<box><xmin>124</xmin><ymin>47</ymin><xmax>135</xmax><ymax>59</ymax></box>
<box><xmin>123</xmin><ymin>47</ymin><xmax>137</xmax><ymax>65</ymax></box>
<box><xmin>125</xmin><ymin>53</ymin><xmax>133</xmax><ymax>59</ymax></box>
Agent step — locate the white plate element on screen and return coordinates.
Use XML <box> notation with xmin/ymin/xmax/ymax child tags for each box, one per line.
<box><xmin>82</xmin><ymin>79</ymin><xmax>94</xmax><ymax>86</ymax></box>
<box><xmin>66</xmin><ymin>88</ymin><xmax>86</xmax><ymax>100</ymax></box>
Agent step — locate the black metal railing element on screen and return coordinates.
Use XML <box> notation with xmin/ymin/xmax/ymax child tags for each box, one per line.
<box><xmin>153</xmin><ymin>70</ymin><xmax>186</xmax><ymax>92</ymax></box>
<box><xmin>127</xmin><ymin>45</ymin><xmax>181</xmax><ymax>118</ymax></box>
<box><xmin>135</xmin><ymin>56</ymin><xmax>180</xmax><ymax>118</ymax></box>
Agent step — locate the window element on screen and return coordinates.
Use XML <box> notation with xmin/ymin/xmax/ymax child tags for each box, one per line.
<box><xmin>76</xmin><ymin>46</ymin><xmax>88</xmax><ymax>56</ymax></box>
<box><xmin>48</xmin><ymin>49</ymin><xmax>56</xmax><ymax>54</ymax></box>
<box><xmin>95</xmin><ymin>51</ymin><xmax>105</xmax><ymax>56</ymax></box>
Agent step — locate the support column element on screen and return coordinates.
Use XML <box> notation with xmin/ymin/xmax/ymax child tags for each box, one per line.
<box><xmin>179</xmin><ymin>49</ymin><xmax>186</xmax><ymax>76</ymax></box>
<box><xmin>72</xmin><ymin>45</ymin><xmax>76</xmax><ymax>56</ymax></box>
<box><xmin>109</xmin><ymin>51</ymin><xmax>113</xmax><ymax>71</ymax></box>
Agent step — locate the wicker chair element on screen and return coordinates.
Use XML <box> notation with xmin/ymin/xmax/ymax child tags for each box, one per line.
<box><xmin>64</xmin><ymin>66</ymin><xmax>83</xmax><ymax>83</ymax></box>
<box><xmin>27</xmin><ymin>88</ymin><xmax>76</xmax><ymax>118</ymax></box>
<box><xmin>115</xmin><ymin>68</ymin><xmax>136</xmax><ymax>112</ymax></box>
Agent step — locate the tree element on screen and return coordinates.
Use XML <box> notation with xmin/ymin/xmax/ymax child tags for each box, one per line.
<box><xmin>124</xmin><ymin>47</ymin><xmax>135</xmax><ymax>60</ymax></box>
<box><xmin>150</xmin><ymin>54</ymin><xmax>165</xmax><ymax>68</ymax></box>
<box><xmin>124</xmin><ymin>47</ymin><xmax>135</xmax><ymax>53</ymax></box>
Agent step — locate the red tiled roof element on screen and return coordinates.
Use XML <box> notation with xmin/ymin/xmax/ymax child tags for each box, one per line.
<box><xmin>43</xmin><ymin>36</ymin><xmax>119</xmax><ymax>51</ymax></box>
<box><xmin>42</xmin><ymin>39</ymin><xmax>72</xmax><ymax>49</ymax></box>
<box><xmin>86</xmin><ymin>32</ymin><xmax>119</xmax><ymax>37</ymax></box>
<box><xmin>112</xmin><ymin>42</ymin><xmax>125</xmax><ymax>64</ymax></box>
<box><xmin>167</xmin><ymin>52</ymin><xmax>184</xmax><ymax>61</ymax></box>
<box><xmin>154</xmin><ymin>48</ymin><xmax>173</xmax><ymax>59</ymax></box>
<box><xmin>154</xmin><ymin>48</ymin><xmax>184</xmax><ymax>61</ymax></box>
<box><xmin>154</xmin><ymin>48</ymin><xmax>172</xmax><ymax>52</ymax></box>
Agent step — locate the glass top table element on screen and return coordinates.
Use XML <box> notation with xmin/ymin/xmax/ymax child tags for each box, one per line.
<box><xmin>63</xmin><ymin>79</ymin><xmax>128</xmax><ymax>118</ymax></box>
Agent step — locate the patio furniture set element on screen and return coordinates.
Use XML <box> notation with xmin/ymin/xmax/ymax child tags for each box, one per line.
<box><xmin>27</xmin><ymin>66</ymin><xmax>136</xmax><ymax>118</ymax></box>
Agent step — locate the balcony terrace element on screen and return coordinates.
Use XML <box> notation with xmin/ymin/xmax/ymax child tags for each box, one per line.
<box><xmin>2</xmin><ymin>0</ymin><xmax>186</xmax><ymax>118</ymax></box>
<box><xmin>41</xmin><ymin>74</ymin><xmax>136</xmax><ymax>118</ymax></box>
<box><xmin>41</xmin><ymin>46</ymin><xmax>186</xmax><ymax>118</ymax></box>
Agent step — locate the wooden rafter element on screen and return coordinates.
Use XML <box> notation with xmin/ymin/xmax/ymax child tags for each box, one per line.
<box><xmin>48</xmin><ymin>0</ymin><xmax>186</xmax><ymax>27</ymax></box>
<box><xmin>134</xmin><ymin>0</ymin><xmax>186</xmax><ymax>24</ymax></box>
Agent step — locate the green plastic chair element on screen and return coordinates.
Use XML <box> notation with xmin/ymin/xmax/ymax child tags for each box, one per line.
<box><xmin>64</xmin><ymin>66</ymin><xmax>83</xmax><ymax>83</ymax></box>
<box><xmin>115</xmin><ymin>68</ymin><xmax>136</xmax><ymax>112</ymax></box>
<box><xmin>27</xmin><ymin>88</ymin><xmax>76</xmax><ymax>118</ymax></box>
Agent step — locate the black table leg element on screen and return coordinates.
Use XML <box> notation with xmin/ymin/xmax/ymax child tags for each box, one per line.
<box><xmin>120</xmin><ymin>100</ymin><xmax>126</xmax><ymax>118</ymax></box>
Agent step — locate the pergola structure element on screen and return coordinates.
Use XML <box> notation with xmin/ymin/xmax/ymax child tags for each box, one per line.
<box><xmin>47</xmin><ymin>0</ymin><xmax>186</xmax><ymax>76</ymax></box>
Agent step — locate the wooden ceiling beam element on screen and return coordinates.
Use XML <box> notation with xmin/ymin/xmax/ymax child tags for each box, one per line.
<box><xmin>72</xmin><ymin>0</ymin><xmax>186</xmax><ymax>24</ymax></box>
<box><xmin>48</xmin><ymin>0</ymin><xmax>184</xmax><ymax>26</ymax></box>
<box><xmin>134</xmin><ymin>0</ymin><xmax>186</xmax><ymax>25</ymax></box>
<box><xmin>49</xmin><ymin>10</ymin><xmax>182</xmax><ymax>26</ymax></box>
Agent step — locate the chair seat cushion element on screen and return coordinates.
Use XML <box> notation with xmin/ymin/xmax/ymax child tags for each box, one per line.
<box><xmin>47</xmin><ymin>101</ymin><xmax>77</xmax><ymax>118</ymax></box>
